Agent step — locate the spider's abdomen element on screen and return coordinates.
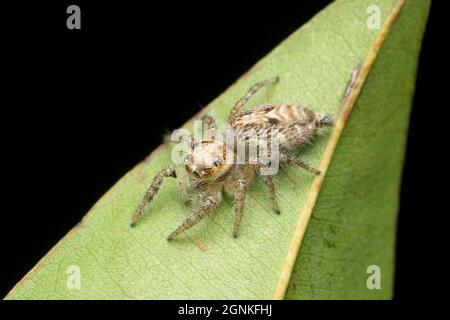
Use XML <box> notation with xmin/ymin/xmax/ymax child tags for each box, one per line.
<box><xmin>229</xmin><ymin>104</ymin><xmax>331</xmax><ymax>151</ymax></box>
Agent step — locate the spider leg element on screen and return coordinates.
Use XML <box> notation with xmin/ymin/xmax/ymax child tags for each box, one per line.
<box><xmin>180</xmin><ymin>133</ymin><xmax>194</xmax><ymax>149</ymax></box>
<box><xmin>280</xmin><ymin>153</ymin><xmax>321</xmax><ymax>175</ymax></box>
<box><xmin>201</xmin><ymin>114</ymin><xmax>217</xmax><ymax>140</ymax></box>
<box><xmin>130</xmin><ymin>166</ymin><xmax>176</xmax><ymax>226</ymax></box>
<box><xmin>259</xmin><ymin>172</ymin><xmax>280</xmax><ymax>214</ymax></box>
<box><xmin>341</xmin><ymin>63</ymin><xmax>362</xmax><ymax>105</ymax></box>
<box><xmin>167</xmin><ymin>191</ymin><xmax>222</xmax><ymax>240</ymax></box>
<box><xmin>233</xmin><ymin>178</ymin><xmax>249</xmax><ymax>238</ymax></box>
<box><xmin>176</xmin><ymin>168</ymin><xmax>190</xmax><ymax>202</ymax></box>
<box><xmin>229</xmin><ymin>76</ymin><xmax>279</xmax><ymax>119</ymax></box>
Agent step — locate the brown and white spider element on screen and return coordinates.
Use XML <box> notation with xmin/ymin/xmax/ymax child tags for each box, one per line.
<box><xmin>130</xmin><ymin>77</ymin><xmax>333</xmax><ymax>240</ymax></box>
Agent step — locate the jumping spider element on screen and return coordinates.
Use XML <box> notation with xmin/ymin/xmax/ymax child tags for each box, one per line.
<box><xmin>130</xmin><ymin>76</ymin><xmax>333</xmax><ymax>240</ymax></box>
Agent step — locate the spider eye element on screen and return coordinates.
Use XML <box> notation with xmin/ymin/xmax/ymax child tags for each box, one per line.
<box><xmin>212</xmin><ymin>157</ymin><xmax>222</xmax><ymax>166</ymax></box>
<box><xmin>184</xmin><ymin>155</ymin><xmax>193</xmax><ymax>164</ymax></box>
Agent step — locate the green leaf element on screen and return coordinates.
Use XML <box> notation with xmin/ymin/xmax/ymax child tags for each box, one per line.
<box><xmin>6</xmin><ymin>0</ymin><xmax>429</xmax><ymax>299</ymax></box>
<box><xmin>283</xmin><ymin>0</ymin><xmax>430</xmax><ymax>299</ymax></box>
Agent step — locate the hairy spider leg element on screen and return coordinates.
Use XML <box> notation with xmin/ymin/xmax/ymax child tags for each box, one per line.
<box><xmin>259</xmin><ymin>172</ymin><xmax>281</xmax><ymax>215</ymax></box>
<box><xmin>130</xmin><ymin>166</ymin><xmax>177</xmax><ymax>226</ymax></box>
<box><xmin>280</xmin><ymin>153</ymin><xmax>321</xmax><ymax>175</ymax></box>
<box><xmin>232</xmin><ymin>177</ymin><xmax>249</xmax><ymax>238</ymax></box>
<box><xmin>201</xmin><ymin>114</ymin><xmax>217</xmax><ymax>140</ymax></box>
<box><xmin>167</xmin><ymin>192</ymin><xmax>222</xmax><ymax>240</ymax></box>
<box><xmin>228</xmin><ymin>76</ymin><xmax>279</xmax><ymax>120</ymax></box>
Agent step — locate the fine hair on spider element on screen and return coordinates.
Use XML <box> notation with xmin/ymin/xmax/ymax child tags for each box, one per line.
<box><xmin>130</xmin><ymin>76</ymin><xmax>334</xmax><ymax>240</ymax></box>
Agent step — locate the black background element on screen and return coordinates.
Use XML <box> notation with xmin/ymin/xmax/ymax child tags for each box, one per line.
<box><xmin>1</xmin><ymin>1</ymin><xmax>448</xmax><ymax>299</ymax></box>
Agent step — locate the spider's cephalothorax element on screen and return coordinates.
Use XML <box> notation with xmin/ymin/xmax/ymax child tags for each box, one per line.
<box><xmin>184</xmin><ymin>140</ymin><xmax>231</xmax><ymax>181</ymax></box>
<box><xmin>130</xmin><ymin>76</ymin><xmax>334</xmax><ymax>240</ymax></box>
